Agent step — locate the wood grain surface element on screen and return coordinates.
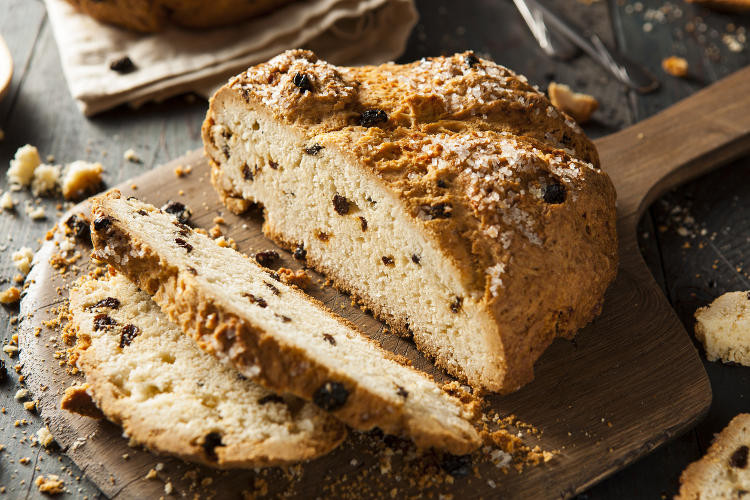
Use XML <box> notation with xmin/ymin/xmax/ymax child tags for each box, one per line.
<box><xmin>16</xmin><ymin>65</ymin><xmax>750</xmax><ymax>499</ymax></box>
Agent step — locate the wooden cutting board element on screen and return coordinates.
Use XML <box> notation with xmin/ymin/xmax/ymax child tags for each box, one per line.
<box><xmin>18</xmin><ymin>65</ymin><xmax>750</xmax><ymax>499</ymax></box>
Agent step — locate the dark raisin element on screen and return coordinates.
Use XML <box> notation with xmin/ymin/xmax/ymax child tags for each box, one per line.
<box><xmin>292</xmin><ymin>72</ymin><xmax>313</xmax><ymax>93</ymax></box>
<box><xmin>258</xmin><ymin>394</ymin><xmax>285</xmax><ymax>405</ymax></box>
<box><xmin>316</xmin><ymin>231</ymin><xmax>330</xmax><ymax>242</ymax></box>
<box><xmin>89</xmin><ymin>297</ymin><xmax>120</xmax><ymax>310</ymax></box>
<box><xmin>561</xmin><ymin>134</ymin><xmax>572</xmax><ymax>146</ymax></box>
<box><xmin>187</xmin><ymin>266</ymin><xmax>198</xmax><ymax>275</ymax></box>
<box><xmin>293</xmin><ymin>245</ymin><xmax>307</xmax><ymax>260</ymax></box>
<box><xmin>0</xmin><ymin>360</ymin><xmax>7</xmax><ymax>384</ymax></box>
<box><xmin>465</xmin><ymin>53</ymin><xmax>480</xmax><ymax>68</ymax></box>
<box><xmin>396</xmin><ymin>386</ymin><xmax>408</xmax><ymax>398</ymax></box>
<box><xmin>242</xmin><ymin>293</ymin><xmax>267</xmax><ymax>308</ymax></box>
<box><xmin>65</xmin><ymin>215</ymin><xmax>91</xmax><ymax>243</ymax></box>
<box><xmin>437</xmin><ymin>179</ymin><xmax>447</xmax><ymax>188</ymax></box>
<box><xmin>93</xmin><ymin>216</ymin><xmax>113</xmax><ymax>232</ymax></box>
<box><xmin>357</xmin><ymin>109</ymin><xmax>388</xmax><ymax>127</ymax></box>
<box><xmin>730</xmin><ymin>446</ymin><xmax>749</xmax><ymax>469</ymax></box>
<box><xmin>304</xmin><ymin>144</ymin><xmax>323</xmax><ymax>155</ymax></box>
<box><xmin>332</xmin><ymin>194</ymin><xmax>350</xmax><ymax>215</ymax></box>
<box><xmin>411</xmin><ymin>254</ymin><xmax>421</xmax><ymax>265</ymax></box>
<box><xmin>543</xmin><ymin>182</ymin><xmax>566</xmax><ymax>204</ymax></box>
<box><xmin>269</xmin><ymin>161</ymin><xmax>279</xmax><ymax>170</ymax></box>
<box><xmin>175</xmin><ymin>238</ymin><xmax>193</xmax><ymax>253</ymax></box>
<box><xmin>119</xmin><ymin>324</ymin><xmax>140</xmax><ymax>348</ymax></box>
<box><xmin>264</xmin><ymin>282</ymin><xmax>280</xmax><ymax>296</ymax></box>
<box><xmin>382</xmin><ymin>256</ymin><xmax>394</xmax><ymax>266</ymax></box>
<box><xmin>202</xmin><ymin>432</ymin><xmax>223</xmax><ymax>462</ymax></box>
<box><xmin>450</xmin><ymin>296</ymin><xmax>463</xmax><ymax>313</ymax></box>
<box><xmin>254</xmin><ymin>250</ymin><xmax>279</xmax><ymax>267</ymax></box>
<box><xmin>109</xmin><ymin>56</ymin><xmax>136</xmax><ymax>74</ymax></box>
<box><xmin>161</xmin><ymin>200</ymin><xmax>192</xmax><ymax>224</ymax></box>
<box><xmin>359</xmin><ymin>216</ymin><xmax>368</xmax><ymax>231</ymax></box>
<box><xmin>275</xmin><ymin>313</ymin><xmax>292</xmax><ymax>323</ymax></box>
<box><xmin>93</xmin><ymin>314</ymin><xmax>116</xmax><ymax>331</ymax></box>
<box><xmin>441</xmin><ymin>454</ymin><xmax>471</xmax><ymax>477</ymax></box>
<box><xmin>242</xmin><ymin>163</ymin><xmax>253</xmax><ymax>181</ymax></box>
<box><xmin>137</xmin><ymin>209</ymin><xmax>148</xmax><ymax>216</ymax></box>
<box><xmin>222</xmin><ymin>144</ymin><xmax>231</xmax><ymax>159</ymax></box>
<box><xmin>313</xmin><ymin>381</ymin><xmax>349</xmax><ymax>411</ymax></box>
<box><xmin>172</xmin><ymin>220</ymin><xmax>191</xmax><ymax>236</ymax></box>
<box><xmin>221</xmin><ymin>129</ymin><xmax>233</xmax><ymax>140</ymax></box>
<box><xmin>421</xmin><ymin>203</ymin><xmax>452</xmax><ymax>219</ymax></box>
<box><xmin>323</xmin><ymin>334</ymin><xmax>336</xmax><ymax>346</ymax></box>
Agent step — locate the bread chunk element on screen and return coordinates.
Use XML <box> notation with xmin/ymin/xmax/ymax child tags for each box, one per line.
<box><xmin>68</xmin><ymin>272</ymin><xmax>346</xmax><ymax>467</ymax></box>
<box><xmin>90</xmin><ymin>191</ymin><xmax>481</xmax><ymax>455</ymax></box>
<box><xmin>64</xmin><ymin>0</ymin><xmax>296</xmax><ymax>32</ymax></box>
<box><xmin>202</xmin><ymin>50</ymin><xmax>618</xmax><ymax>393</ymax></box>
<box><xmin>695</xmin><ymin>291</ymin><xmax>750</xmax><ymax>365</ymax></box>
<box><xmin>677</xmin><ymin>414</ymin><xmax>750</xmax><ymax>499</ymax></box>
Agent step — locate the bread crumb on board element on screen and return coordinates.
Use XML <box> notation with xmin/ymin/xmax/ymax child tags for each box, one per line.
<box><xmin>662</xmin><ymin>56</ymin><xmax>689</xmax><ymax>77</ymax></box>
<box><xmin>695</xmin><ymin>291</ymin><xmax>750</xmax><ymax>365</ymax></box>
<box><xmin>60</xmin><ymin>383</ymin><xmax>104</xmax><ymax>419</ymax></box>
<box><xmin>35</xmin><ymin>474</ymin><xmax>65</xmax><ymax>495</ymax></box>
<box><xmin>547</xmin><ymin>82</ymin><xmax>599</xmax><ymax>124</ymax></box>
<box><xmin>61</xmin><ymin>161</ymin><xmax>103</xmax><ymax>201</ymax></box>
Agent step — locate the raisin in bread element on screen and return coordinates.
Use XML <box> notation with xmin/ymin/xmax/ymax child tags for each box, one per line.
<box><xmin>90</xmin><ymin>191</ymin><xmax>481</xmax><ymax>455</ymax></box>
<box><xmin>677</xmin><ymin>414</ymin><xmax>750</xmax><ymax>499</ymax></box>
<box><xmin>68</xmin><ymin>272</ymin><xmax>346</xmax><ymax>467</ymax></box>
<box><xmin>694</xmin><ymin>291</ymin><xmax>750</xmax><ymax>366</ymax></box>
<box><xmin>202</xmin><ymin>50</ymin><xmax>618</xmax><ymax>393</ymax></box>
<box><xmin>64</xmin><ymin>0</ymin><xmax>295</xmax><ymax>32</ymax></box>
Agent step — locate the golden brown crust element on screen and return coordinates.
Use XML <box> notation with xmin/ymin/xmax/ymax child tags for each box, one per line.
<box><xmin>63</xmin><ymin>0</ymin><xmax>296</xmax><ymax>32</ymax></box>
<box><xmin>204</xmin><ymin>50</ymin><xmax>618</xmax><ymax>393</ymax></box>
<box><xmin>90</xmin><ymin>191</ymin><xmax>482</xmax><ymax>455</ymax></box>
<box><xmin>60</xmin><ymin>383</ymin><xmax>105</xmax><ymax>419</ymax></box>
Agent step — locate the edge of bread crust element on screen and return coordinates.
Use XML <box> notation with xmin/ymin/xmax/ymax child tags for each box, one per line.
<box><xmin>90</xmin><ymin>191</ymin><xmax>482</xmax><ymax>455</ymax></box>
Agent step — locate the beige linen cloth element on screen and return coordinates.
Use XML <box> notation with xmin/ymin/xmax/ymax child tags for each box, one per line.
<box><xmin>44</xmin><ymin>0</ymin><xmax>418</xmax><ymax>116</ymax></box>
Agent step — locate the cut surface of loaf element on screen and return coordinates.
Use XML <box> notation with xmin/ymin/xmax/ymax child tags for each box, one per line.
<box><xmin>677</xmin><ymin>414</ymin><xmax>750</xmax><ymax>499</ymax></box>
<box><xmin>68</xmin><ymin>272</ymin><xmax>346</xmax><ymax>468</ymax></box>
<box><xmin>202</xmin><ymin>49</ymin><xmax>619</xmax><ymax>393</ymax></box>
<box><xmin>64</xmin><ymin>0</ymin><xmax>296</xmax><ymax>32</ymax></box>
<box><xmin>694</xmin><ymin>291</ymin><xmax>750</xmax><ymax>366</ymax></box>
<box><xmin>90</xmin><ymin>191</ymin><xmax>481</xmax><ymax>455</ymax></box>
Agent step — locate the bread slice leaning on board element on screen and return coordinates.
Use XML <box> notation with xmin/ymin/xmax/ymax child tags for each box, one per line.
<box><xmin>202</xmin><ymin>49</ymin><xmax>619</xmax><ymax>393</ymax></box>
<box><xmin>67</xmin><ymin>272</ymin><xmax>346</xmax><ymax>468</ymax></box>
<box><xmin>89</xmin><ymin>191</ymin><xmax>481</xmax><ymax>455</ymax></box>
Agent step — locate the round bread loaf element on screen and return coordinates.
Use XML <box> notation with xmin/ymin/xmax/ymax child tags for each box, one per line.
<box><xmin>203</xmin><ymin>50</ymin><xmax>619</xmax><ymax>393</ymax></box>
<box><xmin>64</xmin><ymin>0</ymin><xmax>296</xmax><ymax>32</ymax></box>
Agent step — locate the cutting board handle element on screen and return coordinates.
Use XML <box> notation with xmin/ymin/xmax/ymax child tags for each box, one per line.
<box><xmin>595</xmin><ymin>65</ymin><xmax>750</xmax><ymax>223</ymax></box>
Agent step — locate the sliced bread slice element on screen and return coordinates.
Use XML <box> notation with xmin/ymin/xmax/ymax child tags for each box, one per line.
<box><xmin>201</xmin><ymin>50</ymin><xmax>618</xmax><ymax>393</ymax></box>
<box><xmin>90</xmin><ymin>191</ymin><xmax>481</xmax><ymax>455</ymax></box>
<box><xmin>68</xmin><ymin>272</ymin><xmax>346</xmax><ymax>468</ymax></box>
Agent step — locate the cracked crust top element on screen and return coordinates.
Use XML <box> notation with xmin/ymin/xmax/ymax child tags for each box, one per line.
<box><xmin>206</xmin><ymin>50</ymin><xmax>618</xmax><ymax>391</ymax></box>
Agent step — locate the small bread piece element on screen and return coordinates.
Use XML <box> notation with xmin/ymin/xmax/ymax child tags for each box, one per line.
<box><xmin>90</xmin><ymin>191</ymin><xmax>481</xmax><ymax>455</ymax></box>
<box><xmin>694</xmin><ymin>291</ymin><xmax>750</xmax><ymax>365</ymax></box>
<box><xmin>203</xmin><ymin>50</ymin><xmax>618</xmax><ymax>393</ymax></box>
<box><xmin>662</xmin><ymin>56</ymin><xmax>689</xmax><ymax>78</ymax></box>
<box><xmin>677</xmin><ymin>414</ymin><xmax>750</xmax><ymax>499</ymax></box>
<box><xmin>64</xmin><ymin>0</ymin><xmax>296</xmax><ymax>32</ymax></box>
<box><xmin>548</xmin><ymin>82</ymin><xmax>599</xmax><ymax>124</ymax></box>
<box><xmin>68</xmin><ymin>273</ymin><xmax>346</xmax><ymax>468</ymax></box>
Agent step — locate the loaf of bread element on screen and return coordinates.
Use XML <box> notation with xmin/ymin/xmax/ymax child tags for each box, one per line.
<box><xmin>695</xmin><ymin>291</ymin><xmax>750</xmax><ymax>365</ymax></box>
<box><xmin>677</xmin><ymin>414</ymin><xmax>750</xmax><ymax>499</ymax></box>
<box><xmin>202</xmin><ymin>50</ymin><xmax>618</xmax><ymax>393</ymax></box>
<box><xmin>90</xmin><ymin>191</ymin><xmax>481</xmax><ymax>455</ymax></box>
<box><xmin>68</xmin><ymin>272</ymin><xmax>346</xmax><ymax>467</ymax></box>
<box><xmin>64</xmin><ymin>0</ymin><xmax>295</xmax><ymax>32</ymax></box>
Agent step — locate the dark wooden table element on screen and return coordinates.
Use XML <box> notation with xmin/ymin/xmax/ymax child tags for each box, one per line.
<box><xmin>0</xmin><ymin>0</ymin><xmax>748</xmax><ymax>497</ymax></box>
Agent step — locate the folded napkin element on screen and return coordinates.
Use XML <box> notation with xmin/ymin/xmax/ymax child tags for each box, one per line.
<box><xmin>44</xmin><ymin>0</ymin><xmax>418</xmax><ymax>116</ymax></box>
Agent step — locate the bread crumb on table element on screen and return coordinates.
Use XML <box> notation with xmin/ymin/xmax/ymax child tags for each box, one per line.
<box><xmin>36</xmin><ymin>426</ymin><xmax>55</xmax><ymax>447</ymax></box>
<box><xmin>0</xmin><ymin>192</ymin><xmax>15</xmax><ymax>211</ymax></box>
<box><xmin>0</xmin><ymin>287</ymin><xmax>21</xmax><ymax>305</ymax></box>
<box><xmin>12</xmin><ymin>246</ymin><xmax>34</xmax><ymax>275</ymax></box>
<box><xmin>547</xmin><ymin>82</ymin><xmax>599</xmax><ymax>124</ymax></box>
<box><xmin>695</xmin><ymin>291</ymin><xmax>750</xmax><ymax>365</ymax></box>
<box><xmin>8</xmin><ymin>144</ymin><xmax>41</xmax><ymax>188</ymax></box>
<box><xmin>35</xmin><ymin>474</ymin><xmax>64</xmax><ymax>495</ymax></box>
<box><xmin>31</xmin><ymin>164</ymin><xmax>61</xmax><ymax>196</ymax></box>
<box><xmin>61</xmin><ymin>161</ymin><xmax>103</xmax><ymax>201</ymax></box>
<box><xmin>662</xmin><ymin>56</ymin><xmax>689</xmax><ymax>77</ymax></box>
<box><xmin>123</xmin><ymin>148</ymin><xmax>141</xmax><ymax>163</ymax></box>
